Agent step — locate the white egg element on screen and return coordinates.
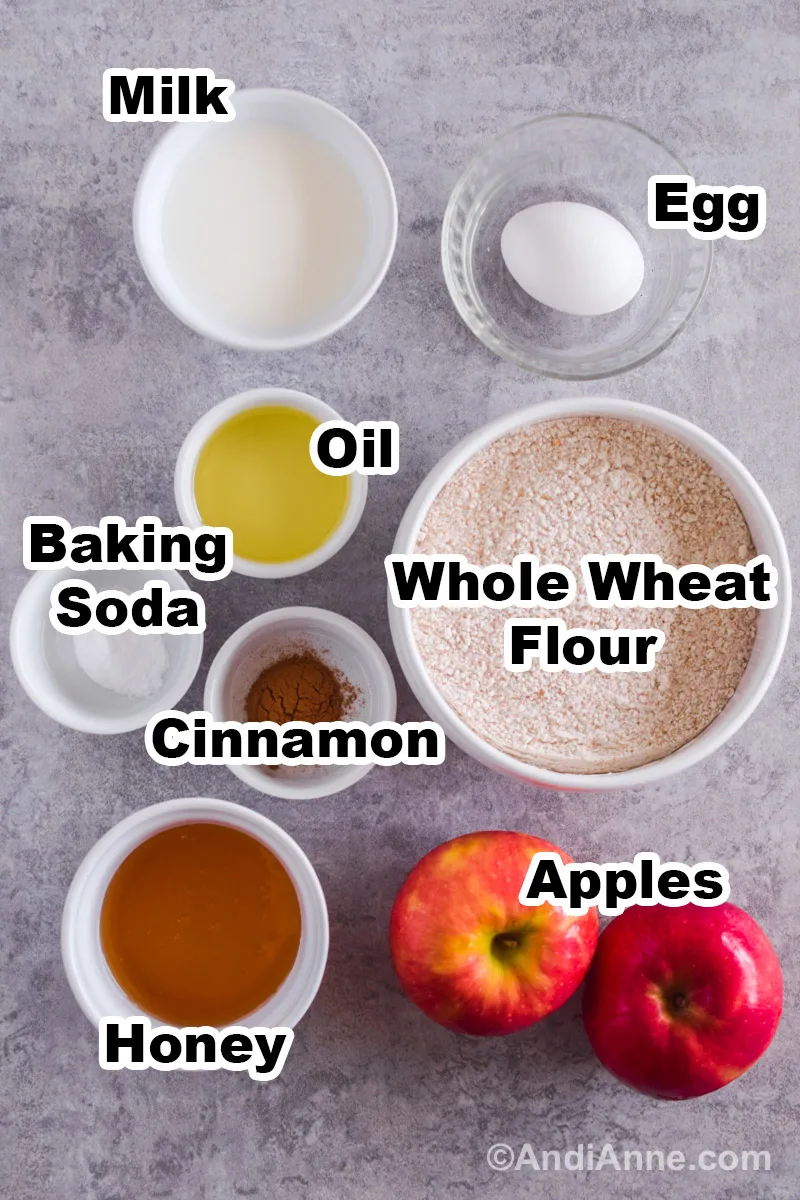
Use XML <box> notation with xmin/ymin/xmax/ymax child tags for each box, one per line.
<box><xmin>500</xmin><ymin>201</ymin><xmax>645</xmax><ymax>316</ymax></box>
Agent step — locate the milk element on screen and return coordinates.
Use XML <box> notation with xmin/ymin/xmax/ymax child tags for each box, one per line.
<box><xmin>162</xmin><ymin>124</ymin><xmax>367</xmax><ymax>333</ymax></box>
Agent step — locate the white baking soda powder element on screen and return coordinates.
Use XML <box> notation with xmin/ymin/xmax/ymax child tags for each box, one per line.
<box><xmin>162</xmin><ymin>124</ymin><xmax>367</xmax><ymax>334</ymax></box>
<box><xmin>74</xmin><ymin>629</ymin><xmax>169</xmax><ymax>699</ymax></box>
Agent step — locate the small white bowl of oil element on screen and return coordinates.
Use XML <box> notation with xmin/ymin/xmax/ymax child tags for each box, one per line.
<box><xmin>134</xmin><ymin>88</ymin><xmax>398</xmax><ymax>350</ymax></box>
<box><xmin>174</xmin><ymin>387</ymin><xmax>368</xmax><ymax>579</ymax></box>
<box><xmin>203</xmin><ymin>607</ymin><xmax>397</xmax><ymax>799</ymax></box>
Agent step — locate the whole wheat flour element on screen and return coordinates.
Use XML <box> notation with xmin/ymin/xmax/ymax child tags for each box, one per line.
<box><xmin>412</xmin><ymin>417</ymin><xmax>757</xmax><ymax>773</ymax></box>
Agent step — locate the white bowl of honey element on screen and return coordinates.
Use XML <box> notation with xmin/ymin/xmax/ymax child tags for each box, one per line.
<box><xmin>61</xmin><ymin>798</ymin><xmax>329</xmax><ymax>1030</ymax></box>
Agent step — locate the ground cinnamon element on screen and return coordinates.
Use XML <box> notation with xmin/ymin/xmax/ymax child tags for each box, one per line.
<box><xmin>246</xmin><ymin>652</ymin><xmax>344</xmax><ymax>724</ymax></box>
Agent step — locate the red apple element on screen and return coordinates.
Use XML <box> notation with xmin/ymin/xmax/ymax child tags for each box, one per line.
<box><xmin>582</xmin><ymin>902</ymin><xmax>783</xmax><ymax>1100</ymax></box>
<box><xmin>389</xmin><ymin>831</ymin><xmax>598</xmax><ymax>1036</ymax></box>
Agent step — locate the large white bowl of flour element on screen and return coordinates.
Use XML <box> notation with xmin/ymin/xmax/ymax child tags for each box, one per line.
<box><xmin>389</xmin><ymin>398</ymin><xmax>790</xmax><ymax>791</ymax></box>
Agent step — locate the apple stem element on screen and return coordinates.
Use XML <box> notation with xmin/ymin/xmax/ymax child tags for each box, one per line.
<box><xmin>491</xmin><ymin>931</ymin><xmax>524</xmax><ymax>961</ymax></box>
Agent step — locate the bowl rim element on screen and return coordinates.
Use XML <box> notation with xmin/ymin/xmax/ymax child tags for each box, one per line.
<box><xmin>174</xmin><ymin>387</ymin><xmax>368</xmax><ymax>579</ymax></box>
<box><xmin>388</xmin><ymin>397</ymin><xmax>792</xmax><ymax>791</ymax></box>
<box><xmin>133</xmin><ymin>87</ymin><xmax>398</xmax><ymax>351</ymax></box>
<box><xmin>61</xmin><ymin>797</ymin><xmax>330</xmax><ymax>1029</ymax></box>
<box><xmin>441</xmin><ymin>111</ymin><xmax>714</xmax><ymax>380</ymax></box>
<box><xmin>9</xmin><ymin>566</ymin><xmax>204</xmax><ymax>735</ymax></box>
<box><xmin>203</xmin><ymin>605</ymin><xmax>398</xmax><ymax>799</ymax></box>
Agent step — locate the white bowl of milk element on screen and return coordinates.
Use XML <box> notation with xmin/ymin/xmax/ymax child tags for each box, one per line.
<box><xmin>134</xmin><ymin>89</ymin><xmax>398</xmax><ymax>350</ymax></box>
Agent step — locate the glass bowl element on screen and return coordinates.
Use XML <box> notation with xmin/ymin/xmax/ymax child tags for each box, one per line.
<box><xmin>442</xmin><ymin>113</ymin><xmax>712</xmax><ymax>379</ymax></box>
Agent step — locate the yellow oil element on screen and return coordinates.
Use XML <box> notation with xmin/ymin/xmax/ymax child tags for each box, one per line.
<box><xmin>193</xmin><ymin>406</ymin><xmax>350</xmax><ymax>563</ymax></box>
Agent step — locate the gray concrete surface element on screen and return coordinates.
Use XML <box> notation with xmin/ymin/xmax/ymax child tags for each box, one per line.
<box><xmin>2</xmin><ymin>1</ymin><xmax>799</xmax><ymax>1197</ymax></box>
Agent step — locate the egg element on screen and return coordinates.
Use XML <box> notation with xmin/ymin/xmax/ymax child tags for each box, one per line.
<box><xmin>500</xmin><ymin>201</ymin><xmax>645</xmax><ymax>316</ymax></box>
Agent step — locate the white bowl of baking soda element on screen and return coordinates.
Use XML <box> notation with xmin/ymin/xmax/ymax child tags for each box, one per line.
<box><xmin>10</xmin><ymin>567</ymin><xmax>203</xmax><ymax>734</ymax></box>
<box><xmin>134</xmin><ymin>88</ymin><xmax>398</xmax><ymax>350</ymax></box>
<box><xmin>389</xmin><ymin>397</ymin><xmax>791</xmax><ymax>792</ymax></box>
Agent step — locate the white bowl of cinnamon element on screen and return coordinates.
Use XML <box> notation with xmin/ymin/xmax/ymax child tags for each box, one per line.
<box><xmin>204</xmin><ymin>606</ymin><xmax>397</xmax><ymax>799</ymax></box>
